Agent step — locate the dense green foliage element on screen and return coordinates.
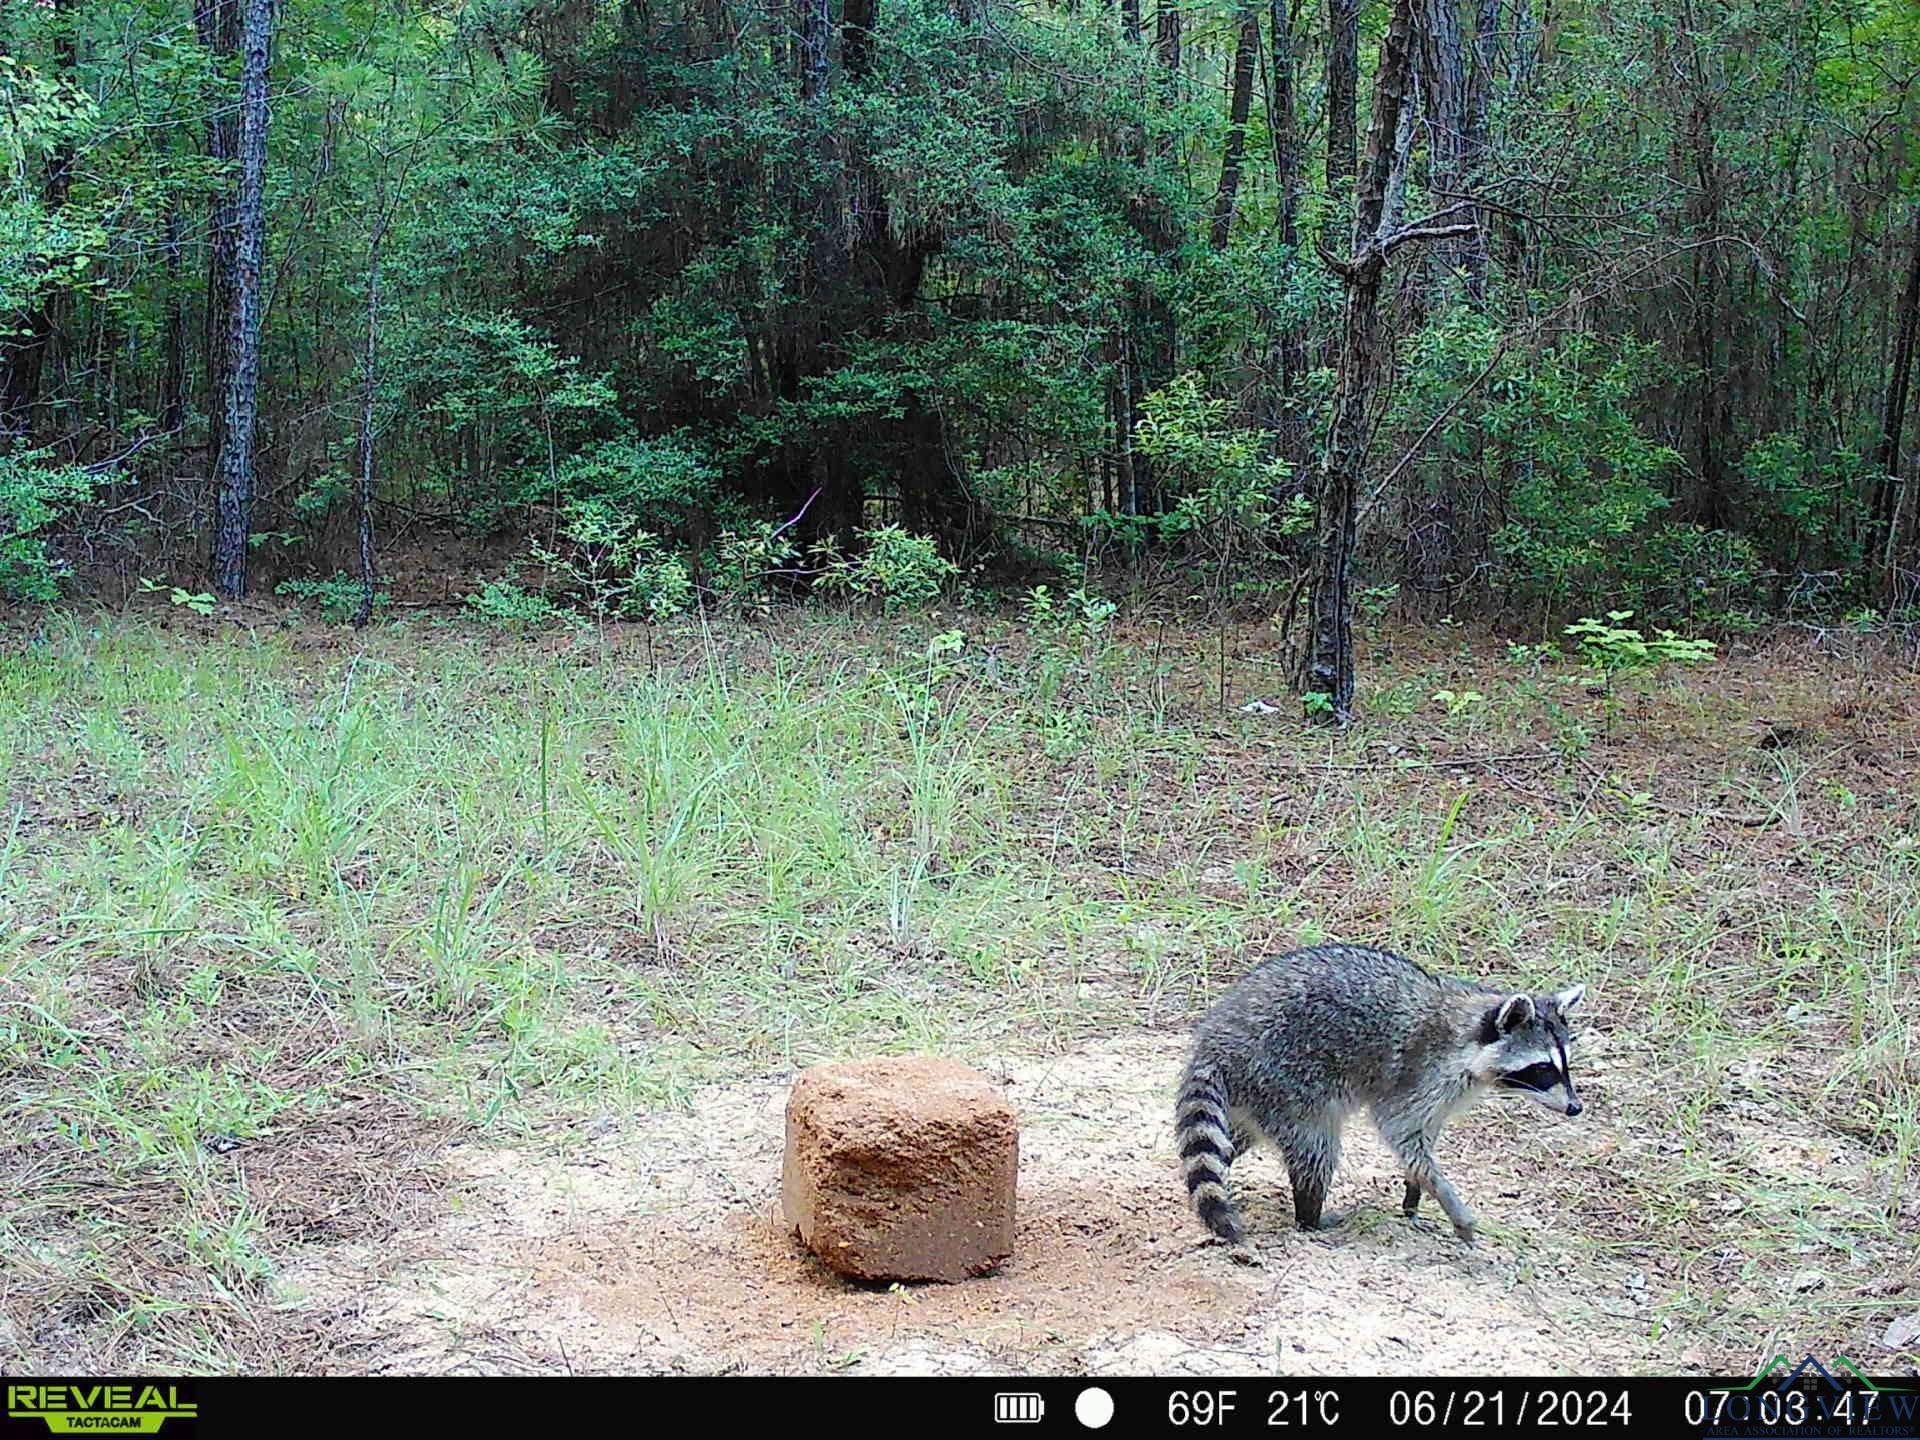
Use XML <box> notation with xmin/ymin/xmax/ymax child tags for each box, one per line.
<box><xmin>3</xmin><ymin>0</ymin><xmax>1919</xmax><ymax>630</ymax></box>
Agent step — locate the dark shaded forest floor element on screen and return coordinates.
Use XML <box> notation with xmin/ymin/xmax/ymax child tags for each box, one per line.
<box><xmin>3</xmin><ymin>600</ymin><xmax>1918</xmax><ymax>1375</ymax></box>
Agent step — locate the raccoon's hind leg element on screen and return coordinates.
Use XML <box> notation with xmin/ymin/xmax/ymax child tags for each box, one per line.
<box><xmin>1286</xmin><ymin>1130</ymin><xmax>1345</xmax><ymax>1230</ymax></box>
<box><xmin>1255</xmin><ymin>1108</ymin><xmax>1345</xmax><ymax>1231</ymax></box>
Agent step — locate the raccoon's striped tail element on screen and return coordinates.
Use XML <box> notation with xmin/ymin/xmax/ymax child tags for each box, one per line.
<box><xmin>1176</xmin><ymin>1060</ymin><xmax>1244</xmax><ymax>1245</ymax></box>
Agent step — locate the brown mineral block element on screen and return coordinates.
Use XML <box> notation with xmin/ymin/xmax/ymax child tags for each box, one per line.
<box><xmin>781</xmin><ymin>1056</ymin><xmax>1019</xmax><ymax>1282</ymax></box>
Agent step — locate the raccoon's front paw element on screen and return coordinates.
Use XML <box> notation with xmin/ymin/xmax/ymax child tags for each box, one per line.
<box><xmin>1226</xmin><ymin>1243</ymin><xmax>1262</xmax><ymax>1268</ymax></box>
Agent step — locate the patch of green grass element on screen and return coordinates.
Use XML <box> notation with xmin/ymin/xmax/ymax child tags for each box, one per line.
<box><xmin>1</xmin><ymin>608</ymin><xmax>1915</xmax><ymax>1371</ymax></box>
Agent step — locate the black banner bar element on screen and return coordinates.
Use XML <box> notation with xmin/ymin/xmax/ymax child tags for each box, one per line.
<box><xmin>4</xmin><ymin>1375</ymin><xmax>1917</xmax><ymax>1439</ymax></box>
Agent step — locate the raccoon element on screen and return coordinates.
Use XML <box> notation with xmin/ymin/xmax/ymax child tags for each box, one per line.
<box><xmin>1176</xmin><ymin>943</ymin><xmax>1585</xmax><ymax>1248</ymax></box>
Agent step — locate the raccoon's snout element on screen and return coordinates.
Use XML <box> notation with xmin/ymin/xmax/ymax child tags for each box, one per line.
<box><xmin>1565</xmin><ymin>1098</ymin><xmax>1583</xmax><ymax>1117</ymax></box>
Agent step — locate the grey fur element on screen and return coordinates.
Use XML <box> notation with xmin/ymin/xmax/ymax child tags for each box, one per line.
<box><xmin>1175</xmin><ymin>943</ymin><xmax>1585</xmax><ymax>1246</ymax></box>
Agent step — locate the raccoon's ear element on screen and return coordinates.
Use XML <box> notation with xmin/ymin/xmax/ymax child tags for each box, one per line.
<box><xmin>1495</xmin><ymin>993</ymin><xmax>1535</xmax><ymax>1033</ymax></box>
<box><xmin>1553</xmin><ymin>983</ymin><xmax>1587</xmax><ymax>1012</ymax></box>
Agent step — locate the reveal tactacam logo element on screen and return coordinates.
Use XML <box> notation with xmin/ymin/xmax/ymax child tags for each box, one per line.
<box><xmin>6</xmin><ymin>1385</ymin><xmax>196</xmax><ymax>1435</ymax></box>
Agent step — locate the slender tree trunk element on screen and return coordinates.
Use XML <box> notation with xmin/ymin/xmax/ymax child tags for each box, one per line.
<box><xmin>210</xmin><ymin>0</ymin><xmax>274</xmax><ymax>599</ymax></box>
<box><xmin>842</xmin><ymin>0</ymin><xmax>875</xmax><ymax>85</ymax></box>
<box><xmin>1134</xmin><ymin>0</ymin><xmax>1182</xmax><ymax>513</ymax></box>
<box><xmin>1409</xmin><ymin>0</ymin><xmax>1477</xmax><ymax>588</ymax></box>
<box><xmin>1874</xmin><ymin>207</ymin><xmax>1920</xmax><ymax>497</ymax></box>
<box><xmin>1326</xmin><ymin>0</ymin><xmax>1360</xmax><ymax>204</ymax></box>
<box><xmin>1296</xmin><ymin>0</ymin><xmax>1422</xmax><ymax>724</ymax></box>
<box><xmin>1116</xmin><ymin>333</ymin><xmax>1139</xmax><ymax>515</ymax></box>
<box><xmin>0</xmin><ymin>0</ymin><xmax>77</xmax><ymax>442</ymax></box>
<box><xmin>196</xmin><ymin>0</ymin><xmax>241</xmax><ymax>467</ymax></box>
<box><xmin>799</xmin><ymin>0</ymin><xmax>833</xmax><ymax>275</ymax></box>
<box><xmin>1417</xmin><ymin>0</ymin><xmax>1468</xmax><ymax>289</ymax></box>
<box><xmin>1115</xmin><ymin>2</ymin><xmax>1181</xmax><ymax>518</ymax></box>
<box><xmin>1270</xmin><ymin>0</ymin><xmax>1302</xmax><ymax>259</ymax></box>
<box><xmin>783</xmin><ymin>0</ymin><xmax>860</xmax><ymax>542</ymax></box>
<box><xmin>353</xmin><ymin>221</ymin><xmax>386</xmax><ymax>629</ymax></box>
<box><xmin>799</xmin><ymin>0</ymin><xmax>830</xmax><ymax>100</ymax></box>
<box><xmin>1678</xmin><ymin>7</ymin><xmax>1730</xmax><ymax>528</ymax></box>
<box><xmin>1496</xmin><ymin>0</ymin><xmax>1537</xmax><ymax>289</ymax></box>
<box><xmin>161</xmin><ymin>196</ymin><xmax>188</xmax><ymax>434</ymax></box>
<box><xmin>836</xmin><ymin>0</ymin><xmax>878</xmax><ymax>543</ymax></box>
<box><xmin>1267</xmin><ymin>0</ymin><xmax>1306</xmax><ymax>469</ymax></box>
<box><xmin>1154</xmin><ymin>0</ymin><xmax>1180</xmax><ymax>74</ymax></box>
<box><xmin>1874</xmin><ymin>206</ymin><xmax>1920</xmax><ymax>602</ymax></box>
<box><xmin>1113</xmin><ymin>0</ymin><xmax>1148</xmax><ymax>515</ymax></box>
<box><xmin>1460</xmin><ymin>0</ymin><xmax>1498</xmax><ymax>302</ymax></box>
<box><xmin>1210</xmin><ymin>3</ymin><xmax>1261</xmax><ymax>250</ymax></box>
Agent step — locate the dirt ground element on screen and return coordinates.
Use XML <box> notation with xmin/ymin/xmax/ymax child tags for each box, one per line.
<box><xmin>270</xmin><ymin>1028</ymin><xmax>1713</xmax><ymax>1377</ymax></box>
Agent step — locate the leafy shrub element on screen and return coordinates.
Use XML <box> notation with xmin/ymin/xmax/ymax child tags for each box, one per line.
<box><xmin>1564</xmin><ymin>610</ymin><xmax>1716</xmax><ymax>735</ymax></box>
<box><xmin>1129</xmin><ymin>373</ymin><xmax>1291</xmax><ymax>615</ymax></box>
<box><xmin>394</xmin><ymin>311</ymin><xmax>621</xmax><ymax>531</ymax></box>
<box><xmin>819</xmin><ymin>525</ymin><xmax>957</xmax><ymax>610</ymax></box>
<box><xmin>1485</xmin><ymin>339</ymin><xmax>1682</xmax><ymax>610</ymax></box>
<box><xmin>137</xmin><ymin>577</ymin><xmax>215</xmax><ymax>615</ymax></box>
<box><xmin>1134</xmin><ymin>374</ymin><xmax>1288</xmax><ymax>541</ymax></box>
<box><xmin>553</xmin><ymin>432</ymin><xmax>728</xmax><ymax>543</ymax></box>
<box><xmin>275</xmin><ymin>573</ymin><xmax>390</xmax><ymax>623</ymax></box>
<box><xmin>1629</xmin><ymin>523</ymin><xmax>1765</xmax><ymax>620</ymax></box>
<box><xmin>708</xmin><ymin>520</ymin><xmax>800</xmax><ymax>615</ymax></box>
<box><xmin>465</xmin><ymin>575</ymin><xmax>569</xmax><ymax>630</ymax></box>
<box><xmin>1080</xmin><ymin>508</ymin><xmax>1158</xmax><ymax>555</ymax></box>
<box><xmin>0</xmin><ymin>65</ymin><xmax>104</xmax><ymax>319</ymax></box>
<box><xmin>0</xmin><ymin>449</ymin><xmax>94</xmax><ymax>601</ymax></box>
<box><xmin>1023</xmin><ymin>583</ymin><xmax>1117</xmax><ymax>637</ymax></box>
<box><xmin>1736</xmin><ymin>433</ymin><xmax>1876</xmax><ymax>582</ymax></box>
<box><xmin>290</xmin><ymin>473</ymin><xmax>351</xmax><ymax>522</ymax></box>
<box><xmin>1566</xmin><ymin>610</ymin><xmax>1717</xmax><ymax>678</ymax></box>
<box><xmin>534</xmin><ymin>499</ymin><xmax>694</xmax><ymax>621</ymax></box>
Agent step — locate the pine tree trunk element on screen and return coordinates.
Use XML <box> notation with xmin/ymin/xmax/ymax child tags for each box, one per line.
<box><xmin>1155</xmin><ymin>0</ymin><xmax>1181</xmax><ymax>67</ymax></box>
<box><xmin>1134</xmin><ymin>0</ymin><xmax>1182</xmax><ymax>513</ymax></box>
<box><xmin>1297</xmin><ymin>0</ymin><xmax>1420</xmax><ymax>724</ymax></box>
<box><xmin>1874</xmin><ymin>206</ymin><xmax>1920</xmax><ymax>602</ymax></box>
<box><xmin>799</xmin><ymin>0</ymin><xmax>830</xmax><ymax>100</ymax></box>
<box><xmin>161</xmin><ymin>197</ymin><xmax>188</xmax><ymax>434</ymax></box>
<box><xmin>1460</xmin><ymin>0</ymin><xmax>1499</xmax><ymax>302</ymax></box>
<box><xmin>353</xmin><ymin>223</ymin><xmax>385</xmax><ymax>629</ymax></box>
<box><xmin>1411</xmin><ymin>0</ymin><xmax>1478</xmax><ymax>588</ymax></box>
<box><xmin>0</xmin><ymin>0</ymin><xmax>77</xmax><ymax>442</ymax></box>
<box><xmin>210</xmin><ymin>0</ymin><xmax>274</xmax><ymax>599</ymax></box>
<box><xmin>1326</xmin><ymin>0</ymin><xmax>1360</xmax><ymax>202</ymax></box>
<box><xmin>1267</xmin><ymin>0</ymin><xmax>1306</xmax><ymax>470</ymax></box>
<box><xmin>1417</xmin><ymin>0</ymin><xmax>1468</xmax><ymax>288</ymax></box>
<box><xmin>1270</xmin><ymin>0</ymin><xmax>1302</xmax><ymax>258</ymax></box>
<box><xmin>196</xmin><ymin>0</ymin><xmax>242</xmax><ymax>468</ymax></box>
<box><xmin>1210</xmin><ymin>4</ymin><xmax>1260</xmax><ymax>250</ymax></box>
<box><xmin>1678</xmin><ymin>7</ymin><xmax>1730</xmax><ymax>529</ymax></box>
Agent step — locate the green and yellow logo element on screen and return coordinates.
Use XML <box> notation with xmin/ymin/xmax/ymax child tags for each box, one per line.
<box><xmin>6</xmin><ymin>1385</ymin><xmax>196</xmax><ymax>1434</ymax></box>
<box><xmin>1709</xmin><ymin>1354</ymin><xmax>1912</xmax><ymax>1394</ymax></box>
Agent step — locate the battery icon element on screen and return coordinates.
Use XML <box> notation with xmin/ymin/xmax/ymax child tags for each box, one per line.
<box><xmin>994</xmin><ymin>1393</ymin><xmax>1045</xmax><ymax>1423</ymax></box>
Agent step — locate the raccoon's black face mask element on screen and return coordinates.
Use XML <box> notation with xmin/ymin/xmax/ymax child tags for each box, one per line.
<box><xmin>1485</xmin><ymin>984</ymin><xmax>1586</xmax><ymax>1117</ymax></box>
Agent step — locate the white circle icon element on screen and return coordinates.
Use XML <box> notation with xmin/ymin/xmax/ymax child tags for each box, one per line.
<box><xmin>1075</xmin><ymin>1387</ymin><xmax>1115</xmax><ymax>1430</ymax></box>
